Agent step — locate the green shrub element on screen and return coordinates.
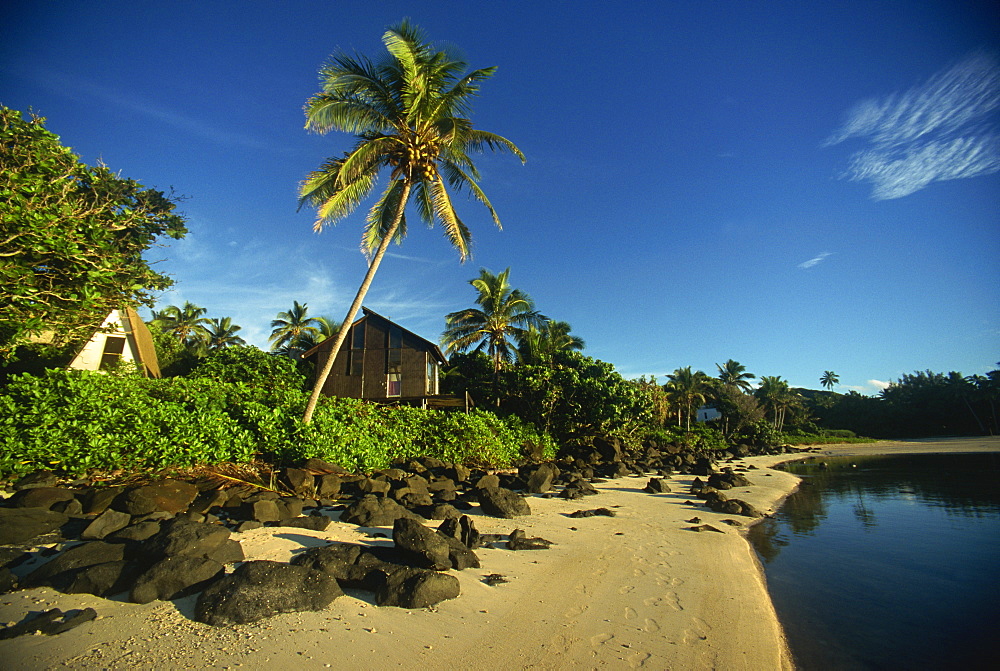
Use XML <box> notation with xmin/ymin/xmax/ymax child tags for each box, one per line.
<box><xmin>0</xmin><ymin>369</ymin><xmax>554</xmax><ymax>478</ymax></box>
<box><xmin>189</xmin><ymin>346</ymin><xmax>306</xmax><ymax>389</ymax></box>
<box><xmin>652</xmin><ymin>424</ymin><xmax>728</xmax><ymax>451</ymax></box>
<box><xmin>735</xmin><ymin>420</ymin><xmax>781</xmax><ymax>449</ymax></box>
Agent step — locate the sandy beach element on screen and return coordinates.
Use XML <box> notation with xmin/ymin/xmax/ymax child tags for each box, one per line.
<box><xmin>2</xmin><ymin>436</ymin><xmax>996</xmax><ymax>670</ymax></box>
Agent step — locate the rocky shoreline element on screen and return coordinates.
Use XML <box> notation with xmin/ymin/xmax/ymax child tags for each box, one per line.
<box><xmin>1</xmin><ymin>441</ymin><xmax>809</xmax><ymax>669</ymax></box>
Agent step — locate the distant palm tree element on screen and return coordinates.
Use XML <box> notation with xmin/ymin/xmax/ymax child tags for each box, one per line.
<box><xmin>151</xmin><ymin>301</ymin><xmax>210</xmax><ymax>346</ymax></box>
<box><xmin>947</xmin><ymin>371</ymin><xmax>986</xmax><ymax>434</ymax></box>
<box><xmin>274</xmin><ymin>315</ymin><xmax>341</xmax><ymax>358</ymax></box>
<box><xmin>269</xmin><ymin>301</ymin><xmax>322</xmax><ymax>353</ymax></box>
<box><xmin>665</xmin><ymin>366</ymin><xmax>710</xmax><ymax>431</ymax></box>
<box><xmin>443</xmin><ymin>268</ymin><xmax>544</xmax><ymax>372</ymax></box>
<box><xmin>516</xmin><ymin>319</ymin><xmax>585</xmax><ymax>365</ymax></box>
<box><xmin>756</xmin><ymin>375</ymin><xmax>794</xmax><ymax>430</ymax></box>
<box><xmin>297</xmin><ymin>20</ymin><xmax>524</xmax><ymax>424</ymax></box>
<box><xmin>717</xmin><ymin>359</ymin><xmax>755</xmax><ymax>392</ymax></box>
<box><xmin>203</xmin><ymin>317</ymin><xmax>246</xmax><ymax>352</ymax></box>
<box><xmin>820</xmin><ymin>371</ymin><xmax>840</xmax><ymax>390</ymax></box>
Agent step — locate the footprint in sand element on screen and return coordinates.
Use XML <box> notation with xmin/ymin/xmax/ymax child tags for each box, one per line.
<box><xmin>618</xmin><ymin>585</ymin><xmax>635</xmax><ymax>595</ymax></box>
<box><xmin>548</xmin><ymin>634</ymin><xmax>570</xmax><ymax>654</ymax></box>
<box><xmin>643</xmin><ymin>618</ymin><xmax>660</xmax><ymax>633</ymax></box>
<box><xmin>590</xmin><ymin>632</ymin><xmax>614</xmax><ymax>647</ymax></box>
<box><xmin>633</xmin><ymin>567</ymin><xmax>646</xmax><ymax>577</ymax></box>
<box><xmin>627</xmin><ymin>651</ymin><xmax>652</xmax><ymax>668</ymax></box>
<box><xmin>643</xmin><ymin>592</ymin><xmax>682</xmax><ymax>611</ymax></box>
<box><xmin>681</xmin><ymin>617</ymin><xmax>712</xmax><ymax>644</ymax></box>
<box><xmin>655</xmin><ymin>574</ymin><xmax>684</xmax><ymax>588</ymax></box>
<box><xmin>565</xmin><ymin>604</ymin><xmax>588</xmax><ymax>618</ymax></box>
<box><xmin>624</xmin><ymin>606</ymin><xmax>638</xmax><ymax>620</ymax></box>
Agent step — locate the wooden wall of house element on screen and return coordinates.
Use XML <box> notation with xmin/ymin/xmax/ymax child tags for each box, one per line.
<box><xmin>316</xmin><ymin>315</ymin><xmax>436</xmax><ymax>400</ymax></box>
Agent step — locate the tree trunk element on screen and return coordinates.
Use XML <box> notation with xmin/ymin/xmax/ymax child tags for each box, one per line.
<box><xmin>302</xmin><ymin>183</ymin><xmax>411</xmax><ymax>424</ymax></box>
<box><xmin>963</xmin><ymin>397</ymin><xmax>987</xmax><ymax>434</ymax></box>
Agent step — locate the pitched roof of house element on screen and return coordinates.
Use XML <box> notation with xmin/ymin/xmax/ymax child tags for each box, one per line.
<box><xmin>301</xmin><ymin>307</ymin><xmax>446</xmax><ymax>363</ymax></box>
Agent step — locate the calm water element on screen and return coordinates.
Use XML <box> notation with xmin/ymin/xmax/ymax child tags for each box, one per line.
<box><xmin>747</xmin><ymin>452</ymin><xmax>1000</xmax><ymax>670</ymax></box>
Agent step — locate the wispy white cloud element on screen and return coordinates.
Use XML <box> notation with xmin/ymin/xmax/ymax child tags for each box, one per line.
<box><xmin>825</xmin><ymin>51</ymin><xmax>1000</xmax><ymax>199</ymax></box>
<box><xmin>798</xmin><ymin>251</ymin><xmax>832</xmax><ymax>269</ymax></box>
<box><xmin>18</xmin><ymin>65</ymin><xmax>278</xmax><ymax>151</ymax></box>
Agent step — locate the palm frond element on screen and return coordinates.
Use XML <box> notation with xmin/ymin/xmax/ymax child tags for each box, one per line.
<box><xmin>440</xmin><ymin>162</ymin><xmax>500</xmax><ymax>227</ymax></box>
<box><xmin>362</xmin><ymin>179</ymin><xmax>407</xmax><ymax>255</ymax></box>
<box><xmin>428</xmin><ymin>177</ymin><xmax>472</xmax><ymax>260</ymax></box>
<box><xmin>464</xmin><ymin>129</ymin><xmax>525</xmax><ymax>161</ymax></box>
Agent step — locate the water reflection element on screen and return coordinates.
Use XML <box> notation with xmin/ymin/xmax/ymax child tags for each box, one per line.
<box><xmin>748</xmin><ymin>452</ymin><xmax>1000</xmax><ymax>670</ymax></box>
<box><xmin>752</xmin><ymin>453</ymin><xmax>1000</xmax><ymax>564</ymax></box>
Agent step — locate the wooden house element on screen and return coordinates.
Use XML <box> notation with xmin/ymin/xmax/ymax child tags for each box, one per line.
<box><xmin>67</xmin><ymin>307</ymin><xmax>161</xmax><ymax>378</ymax></box>
<box><xmin>303</xmin><ymin>307</ymin><xmax>466</xmax><ymax>409</ymax></box>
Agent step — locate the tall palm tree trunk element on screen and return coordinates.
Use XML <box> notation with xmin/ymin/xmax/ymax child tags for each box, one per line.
<box><xmin>302</xmin><ymin>184</ymin><xmax>410</xmax><ymax>424</ymax></box>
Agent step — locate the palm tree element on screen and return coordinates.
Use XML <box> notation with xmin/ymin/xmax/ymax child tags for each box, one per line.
<box><xmin>202</xmin><ymin>317</ymin><xmax>246</xmax><ymax>352</ymax></box>
<box><xmin>298</xmin><ymin>20</ymin><xmax>524</xmax><ymax>423</ymax></box>
<box><xmin>820</xmin><ymin>370</ymin><xmax>840</xmax><ymax>391</ymax></box>
<box><xmin>150</xmin><ymin>301</ymin><xmax>210</xmax><ymax>346</ymax></box>
<box><xmin>946</xmin><ymin>371</ymin><xmax>986</xmax><ymax>434</ymax></box>
<box><xmin>516</xmin><ymin>319</ymin><xmax>585</xmax><ymax>366</ymax></box>
<box><xmin>269</xmin><ymin>301</ymin><xmax>322</xmax><ymax>352</ymax></box>
<box><xmin>665</xmin><ymin>366</ymin><xmax>710</xmax><ymax>431</ymax></box>
<box><xmin>442</xmin><ymin>268</ymin><xmax>543</xmax><ymax>372</ymax></box>
<box><xmin>756</xmin><ymin>375</ymin><xmax>794</xmax><ymax>430</ymax></box>
<box><xmin>716</xmin><ymin>359</ymin><xmax>755</xmax><ymax>392</ymax></box>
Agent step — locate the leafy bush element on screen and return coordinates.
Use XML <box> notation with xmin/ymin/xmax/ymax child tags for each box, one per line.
<box><xmin>735</xmin><ymin>419</ymin><xmax>782</xmax><ymax>449</ymax></box>
<box><xmin>189</xmin><ymin>346</ymin><xmax>306</xmax><ymax>389</ymax></box>
<box><xmin>0</xmin><ymin>369</ymin><xmax>554</xmax><ymax>478</ymax></box>
<box><xmin>652</xmin><ymin>424</ymin><xmax>728</xmax><ymax>451</ymax></box>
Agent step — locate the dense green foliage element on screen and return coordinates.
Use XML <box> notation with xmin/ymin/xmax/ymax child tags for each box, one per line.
<box><xmin>188</xmin><ymin>346</ymin><xmax>307</xmax><ymax>389</ymax></box>
<box><xmin>442</xmin><ymin>268</ymin><xmax>544</xmax><ymax>370</ymax></box>
<box><xmin>806</xmin><ymin>366</ymin><xmax>1000</xmax><ymax>438</ymax></box>
<box><xmin>444</xmin><ymin>350</ymin><xmax>658</xmax><ymax>447</ymax></box>
<box><xmin>0</xmin><ymin>107</ymin><xmax>187</xmax><ymax>359</ymax></box>
<box><xmin>0</xmin><ymin>369</ymin><xmax>554</xmax><ymax>478</ymax></box>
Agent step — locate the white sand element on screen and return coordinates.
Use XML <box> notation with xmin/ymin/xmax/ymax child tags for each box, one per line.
<box><xmin>1</xmin><ymin>453</ymin><xmax>810</xmax><ymax>670</ymax></box>
<box><xmin>8</xmin><ymin>437</ymin><xmax>994</xmax><ymax>669</ymax></box>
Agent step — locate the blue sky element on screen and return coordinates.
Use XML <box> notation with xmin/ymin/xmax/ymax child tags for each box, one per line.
<box><xmin>3</xmin><ymin>1</ymin><xmax>998</xmax><ymax>393</ymax></box>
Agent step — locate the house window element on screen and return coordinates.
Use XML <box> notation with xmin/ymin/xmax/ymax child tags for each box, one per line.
<box><xmin>387</xmin><ymin>347</ymin><xmax>402</xmax><ymax>396</ymax></box>
<box><xmin>348</xmin><ymin>351</ymin><xmax>363</xmax><ymax>376</ymax></box>
<box><xmin>100</xmin><ymin>336</ymin><xmax>126</xmax><ymax>370</ymax></box>
<box><xmin>348</xmin><ymin>324</ymin><xmax>364</xmax><ymax>376</ymax></box>
<box><xmin>352</xmin><ymin>323</ymin><xmax>365</xmax><ymax>349</ymax></box>
<box><xmin>425</xmin><ymin>356</ymin><xmax>438</xmax><ymax>395</ymax></box>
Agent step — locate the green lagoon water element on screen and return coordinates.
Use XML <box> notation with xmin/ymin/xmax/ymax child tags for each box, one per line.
<box><xmin>747</xmin><ymin>452</ymin><xmax>1000</xmax><ymax>670</ymax></box>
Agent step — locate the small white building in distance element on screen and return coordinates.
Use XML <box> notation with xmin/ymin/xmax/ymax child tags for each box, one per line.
<box><xmin>68</xmin><ymin>307</ymin><xmax>160</xmax><ymax>378</ymax></box>
<box><xmin>696</xmin><ymin>405</ymin><xmax>722</xmax><ymax>423</ymax></box>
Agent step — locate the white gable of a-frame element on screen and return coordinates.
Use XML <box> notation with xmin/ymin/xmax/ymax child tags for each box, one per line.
<box><xmin>68</xmin><ymin>309</ymin><xmax>160</xmax><ymax>377</ymax></box>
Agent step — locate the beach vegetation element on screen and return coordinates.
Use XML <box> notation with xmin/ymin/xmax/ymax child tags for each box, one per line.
<box><xmin>442</xmin><ymin>267</ymin><xmax>544</xmax><ymax>372</ymax></box>
<box><xmin>188</xmin><ymin>346</ymin><xmax>307</xmax><ymax>389</ymax></box>
<box><xmin>0</xmin><ymin>106</ymin><xmax>187</xmax><ymax>361</ymax></box>
<box><xmin>297</xmin><ymin>20</ymin><xmax>525</xmax><ymax>423</ymax></box>
<box><xmin>717</xmin><ymin>359</ymin><xmax>756</xmax><ymax>392</ymax></box>
<box><xmin>150</xmin><ymin>302</ymin><xmax>211</xmax><ymax>348</ymax></box>
<box><xmin>444</xmin><ymin>349</ymin><xmax>658</xmax><ymax>448</ymax></box>
<box><xmin>664</xmin><ymin>367</ymin><xmax>712</xmax><ymax>431</ymax></box>
<box><xmin>819</xmin><ymin>370</ymin><xmax>839</xmax><ymax>390</ymax></box>
<box><xmin>0</xmin><ymin>368</ymin><xmax>552</xmax><ymax>478</ymax></box>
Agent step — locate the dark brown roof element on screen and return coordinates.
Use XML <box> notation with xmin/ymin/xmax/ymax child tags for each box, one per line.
<box><xmin>301</xmin><ymin>306</ymin><xmax>446</xmax><ymax>364</ymax></box>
